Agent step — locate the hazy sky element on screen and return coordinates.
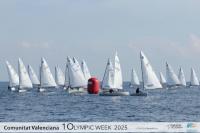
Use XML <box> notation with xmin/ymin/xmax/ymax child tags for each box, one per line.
<box><xmin>1</xmin><ymin>0</ymin><xmax>200</xmax><ymax>81</ymax></box>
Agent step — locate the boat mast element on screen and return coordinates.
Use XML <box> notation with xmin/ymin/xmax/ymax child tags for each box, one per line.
<box><xmin>39</xmin><ymin>62</ymin><xmax>42</xmax><ymax>89</ymax></box>
<box><xmin>140</xmin><ymin>54</ymin><xmax>145</xmax><ymax>90</ymax></box>
<box><xmin>101</xmin><ymin>59</ymin><xmax>109</xmax><ymax>89</ymax></box>
<box><xmin>66</xmin><ymin>59</ymin><xmax>71</xmax><ymax>89</ymax></box>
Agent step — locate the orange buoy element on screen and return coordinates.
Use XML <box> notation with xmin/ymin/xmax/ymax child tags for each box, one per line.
<box><xmin>87</xmin><ymin>77</ymin><xmax>100</xmax><ymax>94</ymax></box>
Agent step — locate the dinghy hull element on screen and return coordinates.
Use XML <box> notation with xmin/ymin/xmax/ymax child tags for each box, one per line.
<box><xmin>66</xmin><ymin>88</ymin><xmax>87</xmax><ymax>94</ymax></box>
<box><xmin>18</xmin><ymin>89</ymin><xmax>27</xmax><ymax>93</ymax></box>
<box><xmin>99</xmin><ymin>91</ymin><xmax>129</xmax><ymax>96</ymax></box>
<box><xmin>38</xmin><ymin>88</ymin><xmax>46</xmax><ymax>92</ymax></box>
<box><xmin>10</xmin><ymin>87</ymin><xmax>17</xmax><ymax>91</ymax></box>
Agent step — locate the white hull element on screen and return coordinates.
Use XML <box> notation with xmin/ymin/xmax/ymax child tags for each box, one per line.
<box><xmin>10</xmin><ymin>87</ymin><xmax>17</xmax><ymax>91</ymax></box>
<box><xmin>66</xmin><ymin>87</ymin><xmax>87</xmax><ymax>94</ymax></box>
<box><xmin>189</xmin><ymin>86</ymin><xmax>199</xmax><ymax>89</ymax></box>
<box><xmin>38</xmin><ymin>88</ymin><xmax>46</xmax><ymax>92</ymax></box>
<box><xmin>167</xmin><ymin>84</ymin><xmax>181</xmax><ymax>88</ymax></box>
<box><xmin>18</xmin><ymin>89</ymin><xmax>27</xmax><ymax>93</ymax></box>
<box><xmin>63</xmin><ymin>86</ymin><xmax>67</xmax><ymax>90</ymax></box>
<box><xmin>99</xmin><ymin>90</ymin><xmax>129</xmax><ymax>96</ymax></box>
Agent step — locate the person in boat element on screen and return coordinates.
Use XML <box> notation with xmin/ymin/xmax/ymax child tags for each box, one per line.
<box><xmin>109</xmin><ymin>89</ymin><xmax>114</xmax><ymax>93</ymax></box>
<box><xmin>136</xmin><ymin>87</ymin><xmax>140</xmax><ymax>94</ymax></box>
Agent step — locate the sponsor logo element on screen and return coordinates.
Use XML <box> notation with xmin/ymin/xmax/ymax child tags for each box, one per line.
<box><xmin>167</xmin><ymin>123</ymin><xmax>183</xmax><ymax>129</ymax></box>
<box><xmin>186</xmin><ymin>123</ymin><xmax>198</xmax><ymax>132</ymax></box>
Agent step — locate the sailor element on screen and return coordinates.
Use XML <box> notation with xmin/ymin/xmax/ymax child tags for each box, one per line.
<box><xmin>136</xmin><ymin>87</ymin><xmax>140</xmax><ymax>94</ymax></box>
<box><xmin>109</xmin><ymin>89</ymin><xmax>114</xmax><ymax>93</ymax></box>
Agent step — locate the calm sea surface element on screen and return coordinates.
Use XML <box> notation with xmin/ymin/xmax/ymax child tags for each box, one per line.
<box><xmin>0</xmin><ymin>82</ymin><xmax>199</xmax><ymax>122</ymax></box>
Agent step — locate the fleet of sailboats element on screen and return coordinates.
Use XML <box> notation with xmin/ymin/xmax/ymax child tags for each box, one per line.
<box><xmin>5</xmin><ymin>51</ymin><xmax>200</xmax><ymax>95</ymax></box>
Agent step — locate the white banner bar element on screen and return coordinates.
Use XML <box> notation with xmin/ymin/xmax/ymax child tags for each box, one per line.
<box><xmin>0</xmin><ymin>122</ymin><xmax>199</xmax><ymax>132</ymax></box>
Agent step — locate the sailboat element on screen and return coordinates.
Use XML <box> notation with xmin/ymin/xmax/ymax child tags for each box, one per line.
<box><xmin>39</xmin><ymin>58</ymin><xmax>57</xmax><ymax>92</ymax></box>
<box><xmin>160</xmin><ymin>72</ymin><xmax>167</xmax><ymax>86</ymax></box>
<box><xmin>178</xmin><ymin>67</ymin><xmax>186</xmax><ymax>87</ymax></box>
<box><xmin>100</xmin><ymin>52</ymin><xmax>129</xmax><ymax>96</ymax></box>
<box><xmin>101</xmin><ymin>58</ymin><xmax>114</xmax><ymax>90</ymax></box>
<box><xmin>166</xmin><ymin>62</ymin><xmax>180</xmax><ymax>88</ymax></box>
<box><xmin>113</xmin><ymin>52</ymin><xmax>123</xmax><ymax>89</ymax></box>
<box><xmin>81</xmin><ymin>60</ymin><xmax>91</xmax><ymax>81</ymax></box>
<box><xmin>136</xmin><ymin>51</ymin><xmax>162</xmax><ymax>94</ymax></box>
<box><xmin>28</xmin><ymin>65</ymin><xmax>40</xmax><ymax>87</ymax></box>
<box><xmin>55</xmin><ymin>66</ymin><xmax>65</xmax><ymax>87</ymax></box>
<box><xmin>65</xmin><ymin>57</ymin><xmax>87</xmax><ymax>94</ymax></box>
<box><xmin>190</xmin><ymin>68</ymin><xmax>199</xmax><ymax>87</ymax></box>
<box><xmin>63</xmin><ymin>62</ymin><xmax>70</xmax><ymax>90</ymax></box>
<box><xmin>18</xmin><ymin>58</ymin><xmax>33</xmax><ymax>92</ymax></box>
<box><xmin>6</xmin><ymin>61</ymin><xmax>19</xmax><ymax>91</ymax></box>
<box><xmin>130</xmin><ymin>68</ymin><xmax>140</xmax><ymax>88</ymax></box>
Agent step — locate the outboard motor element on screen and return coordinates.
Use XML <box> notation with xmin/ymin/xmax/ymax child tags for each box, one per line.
<box><xmin>87</xmin><ymin>77</ymin><xmax>100</xmax><ymax>94</ymax></box>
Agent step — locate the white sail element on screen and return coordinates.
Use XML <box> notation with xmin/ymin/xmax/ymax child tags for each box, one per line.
<box><xmin>6</xmin><ymin>61</ymin><xmax>19</xmax><ymax>87</ymax></box>
<box><xmin>40</xmin><ymin>58</ymin><xmax>57</xmax><ymax>88</ymax></box>
<box><xmin>55</xmin><ymin>66</ymin><xmax>65</xmax><ymax>86</ymax></box>
<box><xmin>190</xmin><ymin>68</ymin><xmax>199</xmax><ymax>86</ymax></box>
<box><xmin>28</xmin><ymin>65</ymin><xmax>40</xmax><ymax>85</ymax></box>
<box><xmin>130</xmin><ymin>68</ymin><xmax>140</xmax><ymax>86</ymax></box>
<box><xmin>64</xmin><ymin>61</ymin><xmax>70</xmax><ymax>88</ymax></box>
<box><xmin>113</xmin><ymin>52</ymin><xmax>123</xmax><ymax>89</ymax></box>
<box><xmin>178</xmin><ymin>67</ymin><xmax>186</xmax><ymax>86</ymax></box>
<box><xmin>102</xmin><ymin>58</ymin><xmax>114</xmax><ymax>90</ymax></box>
<box><xmin>81</xmin><ymin>60</ymin><xmax>91</xmax><ymax>81</ymax></box>
<box><xmin>159</xmin><ymin>72</ymin><xmax>166</xmax><ymax>84</ymax></box>
<box><xmin>18</xmin><ymin>58</ymin><xmax>33</xmax><ymax>89</ymax></box>
<box><xmin>140</xmin><ymin>51</ymin><xmax>162</xmax><ymax>89</ymax></box>
<box><xmin>166</xmin><ymin>63</ymin><xmax>180</xmax><ymax>86</ymax></box>
<box><xmin>67</xmin><ymin>57</ymin><xmax>87</xmax><ymax>88</ymax></box>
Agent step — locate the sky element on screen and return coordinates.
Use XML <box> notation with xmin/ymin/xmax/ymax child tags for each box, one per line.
<box><xmin>1</xmin><ymin>0</ymin><xmax>200</xmax><ymax>81</ymax></box>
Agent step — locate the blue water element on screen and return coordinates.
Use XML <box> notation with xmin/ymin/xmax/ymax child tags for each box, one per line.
<box><xmin>0</xmin><ymin>82</ymin><xmax>199</xmax><ymax>122</ymax></box>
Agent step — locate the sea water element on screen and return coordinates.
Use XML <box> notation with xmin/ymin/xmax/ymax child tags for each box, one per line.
<box><xmin>0</xmin><ymin>82</ymin><xmax>199</xmax><ymax>122</ymax></box>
